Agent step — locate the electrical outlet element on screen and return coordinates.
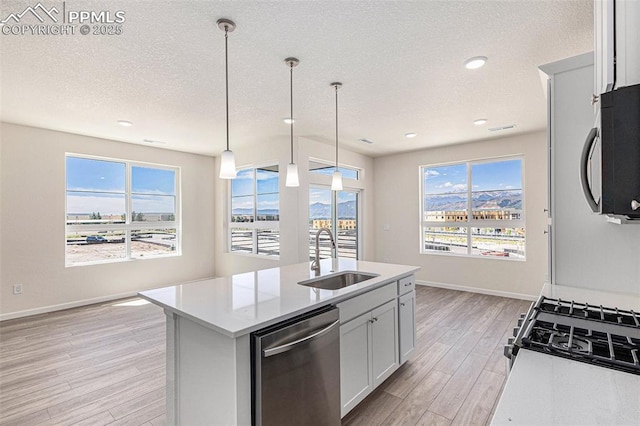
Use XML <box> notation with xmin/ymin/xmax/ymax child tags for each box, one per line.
<box><xmin>13</xmin><ymin>284</ymin><xmax>22</xmax><ymax>295</ymax></box>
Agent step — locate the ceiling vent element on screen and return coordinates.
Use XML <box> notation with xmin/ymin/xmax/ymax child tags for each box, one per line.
<box><xmin>488</xmin><ymin>125</ymin><xmax>516</xmax><ymax>132</ymax></box>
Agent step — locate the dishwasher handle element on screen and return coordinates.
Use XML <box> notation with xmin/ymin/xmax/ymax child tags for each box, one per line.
<box><xmin>263</xmin><ymin>319</ymin><xmax>340</xmax><ymax>358</ymax></box>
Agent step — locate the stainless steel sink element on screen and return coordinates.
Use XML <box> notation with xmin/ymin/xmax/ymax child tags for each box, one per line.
<box><xmin>298</xmin><ymin>271</ymin><xmax>379</xmax><ymax>290</ymax></box>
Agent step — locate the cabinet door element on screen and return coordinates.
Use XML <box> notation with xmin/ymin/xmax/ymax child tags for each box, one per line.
<box><xmin>595</xmin><ymin>0</ymin><xmax>615</xmax><ymax>96</ymax></box>
<box><xmin>371</xmin><ymin>300</ymin><xmax>399</xmax><ymax>388</ymax></box>
<box><xmin>340</xmin><ymin>313</ymin><xmax>372</xmax><ymax>417</ymax></box>
<box><xmin>399</xmin><ymin>291</ymin><xmax>416</xmax><ymax>364</ymax></box>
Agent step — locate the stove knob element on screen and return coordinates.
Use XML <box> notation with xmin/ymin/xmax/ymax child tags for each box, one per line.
<box><xmin>504</xmin><ymin>337</ymin><xmax>515</xmax><ymax>359</ymax></box>
<box><xmin>513</xmin><ymin>326</ymin><xmax>520</xmax><ymax>337</ymax></box>
<box><xmin>517</xmin><ymin>318</ymin><xmax>524</xmax><ymax>327</ymax></box>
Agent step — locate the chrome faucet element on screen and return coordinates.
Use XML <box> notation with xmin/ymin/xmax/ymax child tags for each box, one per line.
<box><xmin>311</xmin><ymin>228</ymin><xmax>336</xmax><ymax>274</ymax></box>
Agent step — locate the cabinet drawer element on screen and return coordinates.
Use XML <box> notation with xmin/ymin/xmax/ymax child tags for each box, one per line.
<box><xmin>398</xmin><ymin>275</ymin><xmax>415</xmax><ymax>295</ymax></box>
<box><xmin>338</xmin><ymin>282</ymin><xmax>396</xmax><ymax>324</ymax></box>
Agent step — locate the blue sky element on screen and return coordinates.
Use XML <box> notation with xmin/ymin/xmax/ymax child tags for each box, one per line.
<box><xmin>231</xmin><ymin>168</ymin><xmax>279</xmax><ymax>211</ymax></box>
<box><xmin>66</xmin><ymin>157</ymin><xmax>176</xmax><ymax>215</ymax></box>
<box><xmin>424</xmin><ymin>159</ymin><xmax>522</xmax><ymax>194</ymax></box>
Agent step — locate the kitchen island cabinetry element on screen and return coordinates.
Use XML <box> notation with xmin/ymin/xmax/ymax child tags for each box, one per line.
<box><xmin>338</xmin><ymin>296</ymin><xmax>399</xmax><ymax>416</ymax></box>
<box><xmin>398</xmin><ymin>275</ymin><xmax>416</xmax><ymax>363</ymax></box>
<box><xmin>139</xmin><ymin>259</ymin><xmax>419</xmax><ymax>425</ymax></box>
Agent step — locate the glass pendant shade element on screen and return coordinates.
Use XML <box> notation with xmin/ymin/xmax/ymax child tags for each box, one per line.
<box><xmin>219</xmin><ymin>149</ymin><xmax>237</xmax><ymax>179</ymax></box>
<box><xmin>286</xmin><ymin>162</ymin><xmax>299</xmax><ymax>187</ymax></box>
<box><xmin>331</xmin><ymin>170</ymin><xmax>343</xmax><ymax>191</ymax></box>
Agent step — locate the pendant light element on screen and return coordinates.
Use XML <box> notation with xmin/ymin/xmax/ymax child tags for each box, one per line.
<box><xmin>218</xmin><ymin>18</ymin><xmax>237</xmax><ymax>179</ymax></box>
<box><xmin>285</xmin><ymin>58</ymin><xmax>300</xmax><ymax>187</ymax></box>
<box><xmin>331</xmin><ymin>82</ymin><xmax>343</xmax><ymax>191</ymax></box>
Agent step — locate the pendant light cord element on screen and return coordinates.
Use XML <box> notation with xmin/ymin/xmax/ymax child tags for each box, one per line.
<box><xmin>335</xmin><ymin>84</ymin><xmax>339</xmax><ymax>170</ymax></box>
<box><xmin>224</xmin><ymin>26</ymin><xmax>230</xmax><ymax>152</ymax></box>
<box><xmin>290</xmin><ymin>63</ymin><xmax>294</xmax><ymax>164</ymax></box>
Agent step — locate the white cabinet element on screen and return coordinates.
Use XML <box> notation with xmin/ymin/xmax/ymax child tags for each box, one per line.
<box><xmin>340</xmin><ymin>311</ymin><xmax>372</xmax><ymax>415</ymax></box>
<box><xmin>594</xmin><ymin>0</ymin><xmax>615</xmax><ymax>96</ymax></box>
<box><xmin>614</xmin><ymin>0</ymin><xmax>640</xmax><ymax>88</ymax></box>
<box><xmin>339</xmin><ymin>299</ymin><xmax>398</xmax><ymax>416</ymax></box>
<box><xmin>398</xmin><ymin>291</ymin><xmax>416</xmax><ymax>363</ymax></box>
<box><xmin>397</xmin><ymin>275</ymin><xmax>416</xmax><ymax>364</ymax></box>
<box><xmin>337</xmin><ymin>278</ymin><xmax>412</xmax><ymax>417</ymax></box>
<box><xmin>371</xmin><ymin>300</ymin><xmax>399</xmax><ymax>387</ymax></box>
<box><xmin>594</xmin><ymin>0</ymin><xmax>640</xmax><ymax>99</ymax></box>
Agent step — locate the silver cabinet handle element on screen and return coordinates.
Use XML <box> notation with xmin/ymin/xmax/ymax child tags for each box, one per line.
<box><xmin>591</xmin><ymin>94</ymin><xmax>599</xmax><ymax>105</ymax></box>
<box><xmin>404</xmin><ymin>282</ymin><xmax>412</xmax><ymax>286</ymax></box>
<box><xmin>400</xmin><ymin>302</ymin><xmax>406</xmax><ymax>307</ymax></box>
<box><xmin>263</xmin><ymin>319</ymin><xmax>339</xmax><ymax>357</ymax></box>
<box><xmin>632</xmin><ymin>200</ymin><xmax>640</xmax><ymax>211</ymax></box>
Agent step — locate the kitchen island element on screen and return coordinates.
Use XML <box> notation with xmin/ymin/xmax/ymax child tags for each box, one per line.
<box><xmin>139</xmin><ymin>258</ymin><xmax>419</xmax><ymax>425</ymax></box>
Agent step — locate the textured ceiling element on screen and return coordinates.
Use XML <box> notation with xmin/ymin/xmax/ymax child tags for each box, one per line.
<box><xmin>0</xmin><ymin>0</ymin><xmax>593</xmax><ymax>157</ymax></box>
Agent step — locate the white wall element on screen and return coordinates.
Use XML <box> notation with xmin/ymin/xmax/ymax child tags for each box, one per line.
<box><xmin>373</xmin><ymin>132</ymin><xmax>548</xmax><ymax>299</ymax></box>
<box><xmin>0</xmin><ymin>123</ymin><xmax>216</xmax><ymax>319</ymax></box>
<box><xmin>214</xmin><ymin>136</ymin><xmax>375</xmax><ymax>277</ymax></box>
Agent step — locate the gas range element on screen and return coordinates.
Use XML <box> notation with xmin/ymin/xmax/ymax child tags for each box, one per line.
<box><xmin>505</xmin><ymin>296</ymin><xmax>640</xmax><ymax>375</ymax></box>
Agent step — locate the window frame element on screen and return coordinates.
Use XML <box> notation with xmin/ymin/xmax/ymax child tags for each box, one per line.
<box><xmin>65</xmin><ymin>153</ymin><xmax>181</xmax><ymax>267</ymax></box>
<box><xmin>308</xmin><ymin>158</ymin><xmax>361</xmax><ymax>181</ymax></box>
<box><xmin>228</xmin><ymin>164</ymin><xmax>280</xmax><ymax>258</ymax></box>
<box><xmin>419</xmin><ymin>155</ymin><xmax>525</xmax><ymax>260</ymax></box>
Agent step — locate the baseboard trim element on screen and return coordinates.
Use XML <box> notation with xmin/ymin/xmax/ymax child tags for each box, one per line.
<box><xmin>0</xmin><ymin>291</ymin><xmax>139</xmax><ymax>322</ymax></box>
<box><xmin>416</xmin><ymin>280</ymin><xmax>537</xmax><ymax>301</ymax></box>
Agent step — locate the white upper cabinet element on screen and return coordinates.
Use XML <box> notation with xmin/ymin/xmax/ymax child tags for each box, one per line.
<box><xmin>614</xmin><ymin>0</ymin><xmax>640</xmax><ymax>89</ymax></box>
<box><xmin>594</xmin><ymin>0</ymin><xmax>640</xmax><ymax>99</ymax></box>
<box><xmin>594</xmin><ymin>0</ymin><xmax>615</xmax><ymax>96</ymax></box>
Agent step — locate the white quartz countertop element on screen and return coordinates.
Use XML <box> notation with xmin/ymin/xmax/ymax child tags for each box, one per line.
<box><xmin>138</xmin><ymin>258</ymin><xmax>419</xmax><ymax>338</ymax></box>
<box><xmin>492</xmin><ymin>350</ymin><xmax>640</xmax><ymax>425</ymax></box>
<box><xmin>492</xmin><ymin>283</ymin><xmax>640</xmax><ymax>425</ymax></box>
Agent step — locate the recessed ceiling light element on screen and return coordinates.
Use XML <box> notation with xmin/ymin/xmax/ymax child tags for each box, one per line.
<box><xmin>405</xmin><ymin>132</ymin><xmax>417</xmax><ymax>138</ymax></box>
<box><xmin>464</xmin><ymin>56</ymin><xmax>488</xmax><ymax>70</ymax></box>
<box><xmin>283</xmin><ymin>117</ymin><xmax>295</xmax><ymax>124</ymax></box>
<box><xmin>473</xmin><ymin>118</ymin><xmax>488</xmax><ymax>125</ymax></box>
<box><xmin>117</xmin><ymin>120</ymin><xmax>133</xmax><ymax>127</ymax></box>
<box><xmin>359</xmin><ymin>138</ymin><xmax>374</xmax><ymax>144</ymax></box>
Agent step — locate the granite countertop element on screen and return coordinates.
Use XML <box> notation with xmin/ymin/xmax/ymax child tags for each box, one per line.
<box><xmin>138</xmin><ymin>258</ymin><xmax>419</xmax><ymax>338</ymax></box>
<box><xmin>492</xmin><ymin>283</ymin><xmax>640</xmax><ymax>425</ymax></box>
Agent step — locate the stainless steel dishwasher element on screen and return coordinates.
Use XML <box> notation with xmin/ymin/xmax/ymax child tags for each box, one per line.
<box><xmin>251</xmin><ymin>305</ymin><xmax>340</xmax><ymax>426</ymax></box>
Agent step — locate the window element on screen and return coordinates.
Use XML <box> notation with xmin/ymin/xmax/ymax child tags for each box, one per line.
<box><xmin>230</xmin><ymin>165</ymin><xmax>279</xmax><ymax>256</ymax></box>
<box><xmin>309</xmin><ymin>186</ymin><xmax>359</xmax><ymax>260</ymax></box>
<box><xmin>65</xmin><ymin>155</ymin><xmax>180</xmax><ymax>266</ymax></box>
<box><xmin>309</xmin><ymin>159</ymin><xmax>359</xmax><ymax>180</ymax></box>
<box><xmin>421</xmin><ymin>157</ymin><xmax>525</xmax><ymax>259</ymax></box>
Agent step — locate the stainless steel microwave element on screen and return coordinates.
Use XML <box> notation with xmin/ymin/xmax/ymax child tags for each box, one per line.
<box><xmin>581</xmin><ymin>83</ymin><xmax>640</xmax><ymax>220</ymax></box>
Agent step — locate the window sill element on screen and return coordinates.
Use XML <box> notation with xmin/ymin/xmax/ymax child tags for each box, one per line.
<box><xmin>65</xmin><ymin>252</ymin><xmax>181</xmax><ymax>268</ymax></box>
<box><xmin>420</xmin><ymin>250</ymin><xmax>526</xmax><ymax>262</ymax></box>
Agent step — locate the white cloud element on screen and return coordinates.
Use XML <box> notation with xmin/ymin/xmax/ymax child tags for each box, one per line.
<box><xmin>452</xmin><ymin>184</ymin><xmax>467</xmax><ymax>192</ymax></box>
<box><xmin>505</xmin><ymin>185</ymin><xmax>514</xmax><ymax>189</ymax></box>
<box><xmin>425</xmin><ymin>170</ymin><xmax>440</xmax><ymax>177</ymax></box>
<box><xmin>442</xmin><ymin>182</ymin><xmax>453</xmax><ymax>188</ymax></box>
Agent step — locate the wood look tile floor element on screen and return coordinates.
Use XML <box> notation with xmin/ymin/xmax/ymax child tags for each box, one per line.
<box><xmin>0</xmin><ymin>286</ymin><xmax>531</xmax><ymax>426</ymax></box>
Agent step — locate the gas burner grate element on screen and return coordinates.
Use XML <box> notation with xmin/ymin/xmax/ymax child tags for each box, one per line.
<box><xmin>536</xmin><ymin>297</ymin><xmax>640</xmax><ymax>328</ymax></box>
<box><xmin>522</xmin><ymin>319</ymin><xmax>640</xmax><ymax>375</ymax></box>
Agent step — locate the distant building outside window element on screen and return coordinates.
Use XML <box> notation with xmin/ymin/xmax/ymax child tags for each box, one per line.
<box><xmin>65</xmin><ymin>154</ymin><xmax>180</xmax><ymax>266</ymax></box>
<box><xmin>420</xmin><ymin>157</ymin><xmax>525</xmax><ymax>259</ymax></box>
<box><xmin>229</xmin><ymin>165</ymin><xmax>280</xmax><ymax>256</ymax></box>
